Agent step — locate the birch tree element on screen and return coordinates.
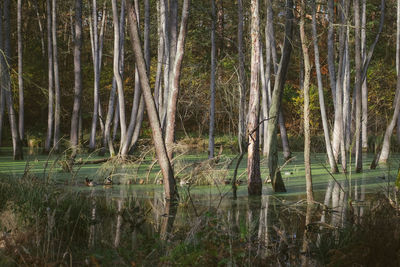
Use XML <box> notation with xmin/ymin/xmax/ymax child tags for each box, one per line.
<box><xmin>52</xmin><ymin>0</ymin><xmax>61</xmax><ymax>152</ymax></box>
<box><xmin>18</xmin><ymin>0</ymin><xmax>24</xmax><ymax>142</ymax></box>
<box><xmin>45</xmin><ymin>0</ymin><xmax>54</xmax><ymax>153</ymax></box>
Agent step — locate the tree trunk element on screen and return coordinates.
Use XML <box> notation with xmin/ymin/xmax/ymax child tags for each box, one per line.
<box><xmin>299</xmin><ymin>0</ymin><xmax>313</xmax><ymax>203</ymax></box>
<box><xmin>361</xmin><ymin>0</ymin><xmax>368</xmax><ymax>151</ymax></box>
<box><xmin>247</xmin><ymin>0</ymin><xmax>262</xmax><ymax>196</ymax></box>
<box><xmin>70</xmin><ymin>0</ymin><xmax>83</xmax><ymax>157</ymax></box>
<box><xmin>45</xmin><ymin>0</ymin><xmax>54</xmax><ymax>153</ymax></box>
<box><xmin>238</xmin><ymin>0</ymin><xmax>246</xmax><ymax>154</ymax></box>
<box><xmin>52</xmin><ymin>0</ymin><xmax>61</xmax><ymax>152</ymax></box>
<box><xmin>327</xmin><ymin>0</ymin><xmax>336</xmax><ymax>108</ymax></box>
<box><xmin>112</xmin><ymin>0</ymin><xmax>127</xmax><ymax>149</ymax></box>
<box><xmin>209</xmin><ymin>0</ymin><xmax>216</xmax><ymax>159</ymax></box>
<box><xmin>265</xmin><ymin>0</ymin><xmax>293</xmax><ymax>192</ymax></box>
<box><xmin>160</xmin><ymin>0</ymin><xmax>170</xmax><ymax>128</ymax></box>
<box><xmin>154</xmin><ymin>0</ymin><xmax>164</xmax><ymax>112</ymax></box>
<box><xmin>89</xmin><ymin>0</ymin><xmax>100</xmax><ymax>152</ymax></box>
<box><xmin>165</xmin><ymin>0</ymin><xmax>191</xmax><ymax>161</ymax></box>
<box><xmin>354</xmin><ymin>0</ymin><xmax>363</xmax><ymax>172</ymax></box>
<box><xmin>17</xmin><ymin>0</ymin><xmax>24</xmax><ymax>143</ymax></box>
<box><xmin>127</xmin><ymin>0</ymin><xmax>177</xmax><ymax>200</ymax></box>
<box><xmin>3</xmin><ymin>0</ymin><xmax>22</xmax><ymax>160</ymax></box>
<box><xmin>311</xmin><ymin>0</ymin><xmax>338</xmax><ymax>174</ymax></box>
<box><xmin>267</xmin><ymin>0</ymin><xmax>291</xmax><ymax>160</ymax></box>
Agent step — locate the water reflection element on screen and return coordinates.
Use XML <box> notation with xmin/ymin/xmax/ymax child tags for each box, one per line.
<box><xmin>80</xmin><ymin>176</ymin><xmax>371</xmax><ymax>265</ymax></box>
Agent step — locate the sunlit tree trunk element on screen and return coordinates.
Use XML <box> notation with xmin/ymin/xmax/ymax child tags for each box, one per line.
<box><xmin>165</xmin><ymin>0</ymin><xmax>191</xmax><ymax>161</ymax></box>
<box><xmin>112</xmin><ymin>0</ymin><xmax>127</xmax><ymax>149</ymax></box>
<box><xmin>299</xmin><ymin>0</ymin><xmax>313</xmax><ymax>203</ymax></box>
<box><xmin>52</xmin><ymin>0</ymin><xmax>61</xmax><ymax>152</ymax></box>
<box><xmin>154</xmin><ymin>1</ymin><xmax>164</xmax><ymax>112</ymax></box>
<box><xmin>266</xmin><ymin>0</ymin><xmax>293</xmax><ymax>192</ymax></box>
<box><xmin>361</xmin><ymin>0</ymin><xmax>368</xmax><ymax>151</ymax></box>
<box><xmin>160</xmin><ymin>0</ymin><xmax>170</xmax><ymax>128</ymax></box>
<box><xmin>127</xmin><ymin>0</ymin><xmax>177</xmax><ymax>199</ymax></box>
<box><xmin>354</xmin><ymin>0</ymin><xmax>363</xmax><ymax>172</ymax></box>
<box><xmin>311</xmin><ymin>0</ymin><xmax>338</xmax><ymax>174</ymax></box>
<box><xmin>238</xmin><ymin>0</ymin><xmax>246</xmax><ymax>154</ymax></box>
<box><xmin>327</xmin><ymin>0</ymin><xmax>336</xmax><ymax>108</ymax></box>
<box><xmin>17</xmin><ymin>0</ymin><xmax>24</xmax><ymax>143</ymax></box>
<box><xmin>45</xmin><ymin>0</ymin><xmax>54</xmax><ymax>153</ymax></box>
<box><xmin>247</xmin><ymin>0</ymin><xmax>262</xmax><ymax>196</ymax></box>
<box><xmin>70</xmin><ymin>0</ymin><xmax>83</xmax><ymax>157</ymax></box>
<box><xmin>89</xmin><ymin>0</ymin><xmax>100</xmax><ymax>152</ymax></box>
<box><xmin>209</xmin><ymin>0</ymin><xmax>216</xmax><ymax>159</ymax></box>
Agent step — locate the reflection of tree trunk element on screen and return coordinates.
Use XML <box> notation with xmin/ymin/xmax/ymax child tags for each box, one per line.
<box><xmin>160</xmin><ymin>200</ymin><xmax>177</xmax><ymax>240</ymax></box>
<box><xmin>331</xmin><ymin>182</ymin><xmax>340</xmax><ymax>226</ymax></box>
<box><xmin>114</xmin><ymin>197</ymin><xmax>123</xmax><ymax>248</ymax></box>
<box><xmin>247</xmin><ymin>196</ymin><xmax>261</xmax><ymax>259</ymax></box>
<box><xmin>257</xmin><ymin>195</ymin><xmax>269</xmax><ymax>259</ymax></box>
<box><xmin>301</xmin><ymin>204</ymin><xmax>312</xmax><ymax>266</ymax></box>
<box><xmin>88</xmin><ymin>190</ymin><xmax>96</xmax><ymax>248</ymax></box>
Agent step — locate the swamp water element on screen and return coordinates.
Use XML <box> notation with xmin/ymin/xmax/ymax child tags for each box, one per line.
<box><xmin>0</xmin><ymin>148</ymin><xmax>399</xmax><ymax>265</ymax></box>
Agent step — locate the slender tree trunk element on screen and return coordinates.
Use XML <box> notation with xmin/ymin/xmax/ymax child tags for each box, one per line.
<box><xmin>127</xmin><ymin>0</ymin><xmax>177</xmax><ymax>200</ymax></box>
<box><xmin>260</xmin><ymin>41</ymin><xmax>269</xmax><ymax>156</ymax></box>
<box><xmin>89</xmin><ymin>0</ymin><xmax>100</xmax><ymax>152</ymax></box>
<box><xmin>238</xmin><ymin>0</ymin><xmax>246</xmax><ymax>154</ymax></box>
<box><xmin>160</xmin><ymin>0</ymin><xmax>170</xmax><ymax>128</ymax></box>
<box><xmin>18</xmin><ymin>0</ymin><xmax>24</xmax><ymax>142</ymax></box>
<box><xmin>209</xmin><ymin>0</ymin><xmax>216</xmax><ymax>159</ymax></box>
<box><xmin>155</xmin><ymin>0</ymin><xmax>164</xmax><ymax>112</ymax></box>
<box><xmin>343</xmin><ymin>0</ymin><xmax>352</xmax><ymax>152</ymax></box>
<box><xmin>70</xmin><ymin>0</ymin><xmax>83</xmax><ymax>157</ymax></box>
<box><xmin>311</xmin><ymin>0</ymin><xmax>338</xmax><ymax>174</ymax></box>
<box><xmin>112</xmin><ymin>0</ymin><xmax>127</xmax><ymax>149</ymax></box>
<box><xmin>361</xmin><ymin>0</ymin><xmax>368</xmax><ymax>151</ymax></box>
<box><xmin>3</xmin><ymin>0</ymin><xmax>22</xmax><ymax>160</ymax></box>
<box><xmin>299</xmin><ymin>0</ymin><xmax>313</xmax><ymax>203</ymax></box>
<box><xmin>33</xmin><ymin>0</ymin><xmax>46</xmax><ymax>56</ymax></box>
<box><xmin>45</xmin><ymin>0</ymin><xmax>54</xmax><ymax>153</ymax></box>
<box><xmin>327</xmin><ymin>0</ymin><xmax>336</xmax><ymax>108</ymax></box>
<box><xmin>266</xmin><ymin>0</ymin><xmax>293</xmax><ymax>192</ymax></box>
<box><xmin>397</xmin><ymin>0</ymin><xmax>400</xmax><ymax>144</ymax></box>
<box><xmin>267</xmin><ymin>0</ymin><xmax>291</xmax><ymax>160</ymax></box>
<box><xmin>165</xmin><ymin>0</ymin><xmax>191</xmax><ymax>161</ymax></box>
<box><xmin>0</xmin><ymin>3</ymin><xmax>3</xmax><ymax>147</ymax></box>
<box><xmin>354</xmin><ymin>0</ymin><xmax>363</xmax><ymax>172</ymax></box>
<box><xmin>52</xmin><ymin>0</ymin><xmax>61</xmax><ymax>152</ymax></box>
<box><xmin>248</xmin><ymin>0</ymin><xmax>262</xmax><ymax>196</ymax></box>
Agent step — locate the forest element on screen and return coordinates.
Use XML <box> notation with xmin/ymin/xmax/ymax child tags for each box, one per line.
<box><xmin>0</xmin><ymin>0</ymin><xmax>400</xmax><ymax>265</ymax></box>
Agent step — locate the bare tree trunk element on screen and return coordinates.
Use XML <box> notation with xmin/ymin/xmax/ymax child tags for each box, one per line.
<box><xmin>112</xmin><ymin>0</ymin><xmax>127</xmax><ymax>149</ymax></box>
<box><xmin>354</xmin><ymin>0</ymin><xmax>363</xmax><ymax>172</ymax></box>
<box><xmin>238</xmin><ymin>0</ymin><xmax>246</xmax><ymax>154</ymax></box>
<box><xmin>327</xmin><ymin>0</ymin><xmax>336</xmax><ymax>108</ymax></box>
<box><xmin>248</xmin><ymin>0</ymin><xmax>262</xmax><ymax>196</ymax></box>
<box><xmin>311</xmin><ymin>0</ymin><xmax>338</xmax><ymax>174</ymax></box>
<box><xmin>154</xmin><ymin>0</ymin><xmax>164</xmax><ymax>112</ymax></box>
<box><xmin>18</xmin><ymin>0</ymin><xmax>24</xmax><ymax>142</ymax></box>
<box><xmin>259</xmin><ymin>41</ymin><xmax>269</xmax><ymax>156</ymax></box>
<box><xmin>3</xmin><ymin>0</ymin><xmax>23</xmax><ymax>160</ymax></box>
<box><xmin>52</xmin><ymin>0</ymin><xmax>61</xmax><ymax>152</ymax></box>
<box><xmin>45</xmin><ymin>0</ymin><xmax>54</xmax><ymax>153</ymax></box>
<box><xmin>70</xmin><ymin>0</ymin><xmax>83</xmax><ymax>157</ymax></box>
<box><xmin>127</xmin><ymin>0</ymin><xmax>177</xmax><ymax>200</ymax></box>
<box><xmin>267</xmin><ymin>0</ymin><xmax>291</xmax><ymax>160</ymax></box>
<box><xmin>397</xmin><ymin>0</ymin><xmax>400</xmax><ymax>144</ymax></box>
<box><xmin>33</xmin><ymin>0</ymin><xmax>46</xmax><ymax>56</ymax></box>
<box><xmin>89</xmin><ymin>0</ymin><xmax>100</xmax><ymax>152</ymax></box>
<box><xmin>165</xmin><ymin>0</ymin><xmax>191</xmax><ymax>161</ymax></box>
<box><xmin>209</xmin><ymin>0</ymin><xmax>216</xmax><ymax>159</ymax></box>
<box><xmin>343</xmin><ymin>0</ymin><xmax>352</xmax><ymax>152</ymax></box>
<box><xmin>160</xmin><ymin>0</ymin><xmax>170</xmax><ymax>128</ymax></box>
<box><xmin>299</xmin><ymin>0</ymin><xmax>313</xmax><ymax>203</ymax></box>
<box><xmin>266</xmin><ymin>0</ymin><xmax>293</xmax><ymax>192</ymax></box>
<box><xmin>361</xmin><ymin>0</ymin><xmax>368</xmax><ymax>151</ymax></box>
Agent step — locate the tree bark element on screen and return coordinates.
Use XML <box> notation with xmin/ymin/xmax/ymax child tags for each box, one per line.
<box><xmin>354</xmin><ymin>0</ymin><xmax>363</xmax><ymax>172</ymax></box>
<box><xmin>238</xmin><ymin>0</ymin><xmax>246</xmax><ymax>154</ymax></box>
<box><xmin>361</xmin><ymin>0</ymin><xmax>368</xmax><ymax>151</ymax></box>
<box><xmin>299</xmin><ymin>0</ymin><xmax>313</xmax><ymax>203</ymax></box>
<box><xmin>52</xmin><ymin>0</ymin><xmax>61</xmax><ymax>152</ymax></box>
<box><xmin>209</xmin><ymin>0</ymin><xmax>216</xmax><ymax>159</ymax></box>
<box><xmin>327</xmin><ymin>0</ymin><xmax>336</xmax><ymax>108</ymax></box>
<box><xmin>112</xmin><ymin>0</ymin><xmax>127</xmax><ymax>149</ymax></box>
<box><xmin>265</xmin><ymin>0</ymin><xmax>293</xmax><ymax>192</ymax></box>
<box><xmin>311</xmin><ymin>0</ymin><xmax>338</xmax><ymax>174</ymax></box>
<box><xmin>17</xmin><ymin>0</ymin><xmax>24</xmax><ymax>143</ymax></box>
<box><xmin>165</xmin><ymin>0</ymin><xmax>191</xmax><ymax>161</ymax></box>
<box><xmin>89</xmin><ymin>0</ymin><xmax>100</xmax><ymax>152</ymax></box>
<box><xmin>127</xmin><ymin>0</ymin><xmax>177</xmax><ymax>200</ymax></box>
<box><xmin>247</xmin><ymin>0</ymin><xmax>262</xmax><ymax>196</ymax></box>
<box><xmin>70</xmin><ymin>0</ymin><xmax>83</xmax><ymax>157</ymax></box>
<box><xmin>45</xmin><ymin>0</ymin><xmax>54</xmax><ymax>153</ymax></box>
